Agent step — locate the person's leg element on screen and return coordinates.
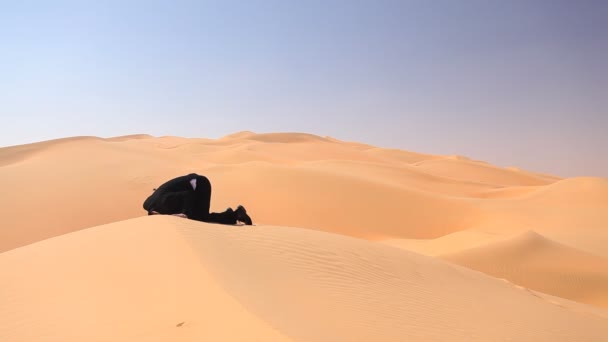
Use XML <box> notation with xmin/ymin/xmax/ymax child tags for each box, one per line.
<box><xmin>201</xmin><ymin>206</ymin><xmax>252</xmax><ymax>225</ymax></box>
<box><xmin>178</xmin><ymin>175</ymin><xmax>236</xmax><ymax>224</ymax></box>
<box><xmin>187</xmin><ymin>175</ymin><xmax>252</xmax><ymax>225</ymax></box>
<box><xmin>206</xmin><ymin>208</ymin><xmax>239</xmax><ymax>224</ymax></box>
<box><xmin>235</xmin><ymin>205</ymin><xmax>252</xmax><ymax>225</ymax></box>
<box><xmin>185</xmin><ymin>175</ymin><xmax>212</xmax><ymax>221</ymax></box>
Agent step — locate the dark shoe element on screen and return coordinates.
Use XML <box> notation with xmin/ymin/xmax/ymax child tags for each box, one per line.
<box><xmin>235</xmin><ymin>205</ymin><xmax>253</xmax><ymax>225</ymax></box>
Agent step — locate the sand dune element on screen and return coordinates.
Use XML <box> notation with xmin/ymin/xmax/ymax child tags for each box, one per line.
<box><xmin>2</xmin><ymin>131</ymin><xmax>559</xmax><ymax>252</ymax></box>
<box><xmin>362</xmin><ymin>147</ymin><xmax>437</xmax><ymax>164</ymax></box>
<box><xmin>2</xmin><ymin>216</ymin><xmax>607</xmax><ymax>341</ymax></box>
<box><xmin>412</xmin><ymin>157</ymin><xmax>554</xmax><ymax>186</ymax></box>
<box><xmin>471</xmin><ymin>177</ymin><xmax>608</xmax><ymax>258</ymax></box>
<box><xmin>521</xmin><ymin>177</ymin><xmax>608</xmax><ymax>204</ymax></box>
<box><xmin>202</xmin><ymin>163</ymin><xmax>479</xmax><ymax>240</ymax></box>
<box><xmin>1</xmin><ymin>131</ymin><xmax>608</xmax><ymax>340</ymax></box>
<box><xmin>470</xmin><ymin>185</ymin><xmax>543</xmax><ymax>199</ymax></box>
<box><xmin>241</xmin><ymin>132</ymin><xmax>331</xmax><ymax>143</ymax></box>
<box><xmin>106</xmin><ymin>134</ymin><xmax>154</xmax><ymax>142</ymax></box>
<box><xmin>0</xmin><ymin>133</ymin><xmax>486</xmax><ymax>251</ymax></box>
<box><xmin>383</xmin><ymin>229</ymin><xmax>506</xmax><ymax>256</ymax></box>
<box><xmin>295</xmin><ymin>160</ymin><xmax>491</xmax><ymax>196</ymax></box>
<box><xmin>442</xmin><ymin>230</ymin><xmax>608</xmax><ymax>308</ymax></box>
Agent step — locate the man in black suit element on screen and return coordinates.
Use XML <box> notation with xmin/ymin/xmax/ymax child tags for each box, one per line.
<box><xmin>143</xmin><ymin>173</ymin><xmax>252</xmax><ymax>225</ymax></box>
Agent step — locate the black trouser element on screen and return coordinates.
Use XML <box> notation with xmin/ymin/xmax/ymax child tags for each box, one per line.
<box><xmin>143</xmin><ymin>173</ymin><xmax>238</xmax><ymax>224</ymax></box>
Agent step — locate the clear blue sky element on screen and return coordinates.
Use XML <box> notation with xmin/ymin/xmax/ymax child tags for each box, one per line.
<box><xmin>1</xmin><ymin>0</ymin><xmax>606</xmax><ymax>177</ymax></box>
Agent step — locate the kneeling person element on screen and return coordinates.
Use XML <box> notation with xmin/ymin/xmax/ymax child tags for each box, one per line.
<box><xmin>143</xmin><ymin>173</ymin><xmax>252</xmax><ymax>225</ymax></box>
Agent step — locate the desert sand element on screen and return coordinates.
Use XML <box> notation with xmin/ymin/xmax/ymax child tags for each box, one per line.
<box><xmin>1</xmin><ymin>132</ymin><xmax>607</xmax><ymax>341</ymax></box>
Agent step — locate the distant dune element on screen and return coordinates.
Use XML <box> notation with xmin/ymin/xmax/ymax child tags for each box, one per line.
<box><xmin>1</xmin><ymin>132</ymin><xmax>607</xmax><ymax>341</ymax></box>
<box><xmin>442</xmin><ymin>230</ymin><xmax>608</xmax><ymax>308</ymax></box>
